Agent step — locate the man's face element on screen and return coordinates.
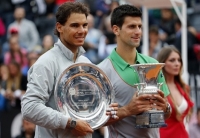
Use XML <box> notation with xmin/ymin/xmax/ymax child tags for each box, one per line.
<box><xmin>14</xmin><ymin>7</ymin><xmax>25</xmax><ymax>21</ymax></box>
<box><xmin>114</xmin><ymin>16</ymin><xmax>142</xmax><ymax>48</ymax></box>
<box><xmin>57</xmin><ymin>13</ymin><xmax>88</xmax><ymax>50</ymax></box>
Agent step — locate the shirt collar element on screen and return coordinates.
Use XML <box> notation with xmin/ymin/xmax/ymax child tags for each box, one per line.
<box><xmin>55</xmin><ymin>39</ymin><xmax>85</xmax><ymax>61</ymax></box>
<box><xmin>110</xmin><ymin>48</ymin><xmax>143</xmax><ymax>70</ymax></box>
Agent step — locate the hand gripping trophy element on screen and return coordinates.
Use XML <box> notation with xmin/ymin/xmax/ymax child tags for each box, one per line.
<box><xmin>131</xmin><ymin>63</ymin><xmax>166</xmax><ymax>128</ymax></box>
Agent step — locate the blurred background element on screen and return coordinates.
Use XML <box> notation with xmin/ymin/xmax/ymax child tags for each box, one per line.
<box><xmin>0</xmin><ymin>0</ymin><xmax>200</xmax><ymax>138</ymax></box>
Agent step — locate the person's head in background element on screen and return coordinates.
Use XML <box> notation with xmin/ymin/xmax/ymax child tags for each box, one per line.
<box><xmin>54</xmin><ymin>1</ymin><xmax>90</xmax><ymax>53</ymax></box>
<box><xmin>86</xmin><ymin>14</ymin><xmax>94</xmax><ymax>30</ymax></box>
<box><xmin>8</xmin><ymin>36</ymin><xmax>21</xmax><ymax>52</ymax></box>
<box><xmin>149</xmin><ymin>25</ymin><xmax>159</xmax><ymax>43</ymax></box>
<box><xmin>109</xmin><ymin>0</ymin><xmax>120</xmax><ymax>12</ymax></box>
<box><xmin>42</xmin><ymin>35</ymin><xmax>54</xmax><ymax>52</ymax></box>
<box><xmin>27</xmin><ymin>50</ymin><xmax>41</xmax><ymax>67</ymax></box>
<box><xmin>157</xmin><ymin>46</ymin><xmax>187</xmax><ymax>89</ymax></box>
<box><xmin>111</xmin><ymin>4</ymin><xmax>142</xmax><ymax>48</ymax></box>
<box><xmin>103</xmin><ymin>0</ymin><xmax>120</xmax><ymax>33</ymax></box>
<box><xmin>161</xmin><ymin>8</ymin><xmax>174</xmax><ymax>21</ymax></box>
<box><xmin>9</xmin><ymin>27</ymin><xmax>19</xmax><ymax>37</ymax></box>
<box><xmin>14</xmin><ymin>6</ymin><xmax>25</xmax><ymax>22</ymax></box>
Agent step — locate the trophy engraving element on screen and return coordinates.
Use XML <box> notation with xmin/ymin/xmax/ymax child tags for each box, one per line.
<box><xmin>54</xmin><ymin>63</ymin><xmax>115</xmax><ymax>130</ymax></box>
<box><xmin>131</xmin><ymin>63</ymin><xmax>167</xmax><ymax>128</ymax></box>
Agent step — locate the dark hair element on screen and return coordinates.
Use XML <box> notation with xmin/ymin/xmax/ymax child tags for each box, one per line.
<box><xmin>54</xmin><ymin>2</ymin><xmax>90</xmax><ymax>38</ymax></box>
<box><xmin>111</xmin><ymin>4</ymin><xmax>142</xmax><ymax>28</ymax></box>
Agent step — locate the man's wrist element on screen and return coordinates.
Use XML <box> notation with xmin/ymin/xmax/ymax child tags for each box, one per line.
<box><xmin>66</xmin><ymin>118</ymin><xmax>76</xmax><ymax>129</ymax></box>
<box><xmin>165</xmin><ymin>102</ymin><xmax>171</xmax><ymax>113</ymax></box>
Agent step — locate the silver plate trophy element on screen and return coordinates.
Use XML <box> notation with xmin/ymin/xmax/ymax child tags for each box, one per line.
<box><xmin>131</xmin><ymin>63</ymin><xmax>167</xmax><ymax>128</ymax></box>
<box><xmin>54</xmin><ymin>63</ymin><xmax>114</xmax><ymax>130</ymax></box>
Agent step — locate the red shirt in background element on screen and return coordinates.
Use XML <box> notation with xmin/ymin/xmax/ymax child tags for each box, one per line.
<box><xmin>160</xmin><ymin>83</ymin><xmax>194</xmax><ymax>138</ymax></box>
<box><xmin>55</xmin><ymin>0</ymin><xmax>75</xmax><ymax>5</ymax></box>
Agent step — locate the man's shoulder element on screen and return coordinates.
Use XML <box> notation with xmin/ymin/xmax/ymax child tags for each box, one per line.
<box><xmin>36</xmin><ymin>48</ymin><xmax>57</xmax><ymax>64</ymax></box>
<box><xmin>137</xmin><ymin>52</ymin><xmax>159</xmax><ymax>63</ymax></box>
<box><xmin>97</xmin><ymin>58</ymin><xmax>111</xmax><ymax>68</ymax></box>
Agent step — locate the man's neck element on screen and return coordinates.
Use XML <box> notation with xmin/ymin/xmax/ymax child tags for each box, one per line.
<box><xmin>116</xmin><ymin>45</ymin><xmax>136</xmax><ymax>65</ymax></box>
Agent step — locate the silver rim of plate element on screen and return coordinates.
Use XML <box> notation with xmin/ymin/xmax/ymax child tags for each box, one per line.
<box><xmin>54</xmin><ymin>63</ymin><xmax>115</xmax><ymax>130</ymax></box>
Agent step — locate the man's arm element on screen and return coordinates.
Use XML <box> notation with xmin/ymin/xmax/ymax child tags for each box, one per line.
<box><xmin>21</xmin><ymin>63</ymin><xmax>68</xmax><ymax>129</ymax></box>
<box><xmin>105</xmin><ymin>92</ymin><xmax>154</xmax><ymax>126</ymax></box>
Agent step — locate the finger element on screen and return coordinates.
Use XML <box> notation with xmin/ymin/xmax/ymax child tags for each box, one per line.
<box><xmin>152</xmin><ymin>94</ymin><xmax>165</xmax><ymax>103</ymax></box>
<box><xmin>111</xmin><ymin>110</ymin><xmax>117</xmax><ymax>115</ymax></box>
<box><xmin>109</xmin><ymin>103</ymin><xmax>118</xmax><ymax>107</ymax></box>
<box><xmin>157</xmin><ymin>90</ymin><xmax>164</xmax><ymax>98</ymax></box>
<box><xmin>138</xmin><ymin>94</ymin><xmax>153</xmax><ymax>101</ymax></box>
<box><xmin>106</xmin><ymin>107</ymin><xmax>118</xmax><ymax>112</ymax></box>
<box><xmin>112</xmin><ymin>115</ymin><xmax>119</xmax><ymax>119</ymax></box>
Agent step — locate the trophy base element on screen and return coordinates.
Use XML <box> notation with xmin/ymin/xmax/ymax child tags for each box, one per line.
<box><xmin>133</xmin><ymin>110</ymin><xmax>167</xmax><ymax>128</ymax></box>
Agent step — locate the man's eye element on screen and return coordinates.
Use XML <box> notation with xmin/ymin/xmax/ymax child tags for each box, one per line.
<box><xmin>72</xmin><ymin>24</ymin><xmax>78</xmax><ymax>27</ymax></box>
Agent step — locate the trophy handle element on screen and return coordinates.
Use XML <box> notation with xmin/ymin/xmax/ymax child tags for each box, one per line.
<box><xmin>133</xmin><ymin>84</ymin><xmax>139</xmax><ymax>91</ymax></box>
<box><xmin>157</xmin><ymin>83</ymin><xmax>163</xmax><ymax>90</ymax></box>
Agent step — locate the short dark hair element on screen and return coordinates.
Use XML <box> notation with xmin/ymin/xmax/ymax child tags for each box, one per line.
<box><xmin>111</xmin><ymin>4</ymin><xmax>142</xmax><ymax>29</ymax></box>
<box><xmin>54</xmin><ymin>2</ymin><xmax>90</xmax><ymax>38</ymax></box>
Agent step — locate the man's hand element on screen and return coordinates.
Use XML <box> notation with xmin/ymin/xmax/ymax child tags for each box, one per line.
<box><xmin>106</xmin><ymin>103</ymin><xmax>119</xmax><ymax>121</ymax></box>
<box><xmin>150</xmin><ymin>90</ymin><xmax>171</xmax><ymax>119</ymax></box>
<box><xmin>124</xmin><ymin>92</ymin><xmax>153</xmax><ymax>116</ymax></box>
<box><xmin>150</xmin><ymin>90</ymin><xmax>167</xmax><ymax>111</ymax></box>
<box><xmin>71</xmin><ymin>119</ymin><xmax>93</xmax><ymax>136</ymax></box>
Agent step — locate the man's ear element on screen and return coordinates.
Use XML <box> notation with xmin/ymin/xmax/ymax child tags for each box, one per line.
<box><xmin>56</xmin><ymin>22</ymin><xmax>63</xmax><ymax>34</ymax></box>
<box><xmin>112</xmin><ymin>25</ymin><xmax>120</xmax><ymax>36</ymax></box>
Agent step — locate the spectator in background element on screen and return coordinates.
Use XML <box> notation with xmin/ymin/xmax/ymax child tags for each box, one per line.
<box><xmin>0</xmin><ymin>17</ymin><xmax>6</xmax><ymax>45</ymax></box>
<box><xmin>4</xmin><ymin>36</ymin><xmax>28</xmax><ymax>73</ymax></box>
<box><xmin>83</xmin><ymin>14</ymin><xmax>103</xmax><ymax>64</ymax></box>
<box><xmin>15</xmin><ymin>119</ymin><xmax>35</xmax><ymax>138</ymax></box>
<box><xmin>42</xmin><ymin>34</ymin><xmax>54</xmax><ymax>53</ymax></box>
<box><xmin>97</xmin><ymin>0</ymin><xmax>119</xmax><ymax>61</ymax></box>
<box><xmin>173</xmin><ymin>19</ymin><xmax>199</xmax><ymax>76</ymax></box>
<box><xmin>189</xmin><ymin>107</ymin><xmax>200</xmax><ymax>138</ymax></box>
<box><xmin>158</xmin><ymin>8</ymin><xmax>176</xmax><ymax>43</ymax></box>
<box><xmin>157</xmin><ymin>46</ymin><xmax>194</xmax><ymax>138</ymax></box>
<box><xmin>34</xmin><ymin>0</ymin><xmax>57</xmax><ymax>40</ymax></box>
<box><xmin>22</xmin><ymin>46</ymin><xmax>43</xmax><ymax>76</ymax></box>
<box><xmin>4</xmin><ymin>61</ymin><xmax>28</xmax><ymax>110</ymax></box>
<box><xmin>148</xmin><ymin>25</ymin><xmax>168</xmax><ymax>59</ymax></box>
<box><xmin>1</xmin><ymin>27</ymin><xmax>26</xmax><ymax>64</ymax></box>
<box><xmin>0</xmin><ymin>64</ymin><xmax>9</xmax><ymax>111</ymax></box>
<box><xmin>8</xmin><ymin>6</ymin><xmax>40</xmax><ymax>52</ymax></box>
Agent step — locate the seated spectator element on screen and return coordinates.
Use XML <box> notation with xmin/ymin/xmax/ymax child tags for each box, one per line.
<box><xmin>83</xmin><ymin>14</ymin><xmax>103</xmax><ymax>64</ymax></box>
<box><xmin>34</xmin><ymin>0</ymin><xmax>56</xmax><ymax>39</ymax></box>
<box><xmin>22</xmin><ymin>47</ymin><xmax>42</xmax><ymax>76</ymax></box>
<box><xmin>1</xmin><ymin>27</ymin><xmax>26</xmax><ymax>63</ymax></box>
<box><xmin>0</xmin><ymin>64</ymin><xmax>9</xmax><ymax>111</ymax></box>
<box><xmin>4</xmin><ymin>36</ymin><xmax>28</xmax><ymax>73</ymax></box>
<box><xmin>7</xmin><ymin>6</ymin><xmax>39</xmax><ymax>52</ymax></box>
<box><xmin>42</xmin><ymin>34</ymin><xmax>54</xmax><ymax>53</ymax></box>
<box><xmin>4</xmin><ymin>61</ymin><xmax>28</xmax><ymax>109</ymax></box>
<box><xmin>148</xmin><ymin>25</ymin><xmax>168</xmax><ymax>59</ymax></box>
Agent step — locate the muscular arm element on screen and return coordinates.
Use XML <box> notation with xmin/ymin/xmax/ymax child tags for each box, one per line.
<box><xmin>105</xmin><ymin>93</ymin><xmax>154</xmax><ymax>126</ymax></box>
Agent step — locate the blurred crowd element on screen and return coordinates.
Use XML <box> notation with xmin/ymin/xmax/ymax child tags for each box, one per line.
<box><xmin>0</xmin><ymin>0</ymin><xmax>200</xmax><ymax>138</ymax></box>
